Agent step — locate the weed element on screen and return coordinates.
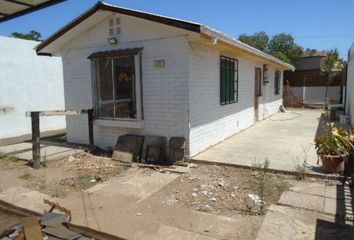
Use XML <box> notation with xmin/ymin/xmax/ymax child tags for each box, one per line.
<box><xmin>197</xmin><ymin>205</ymin><xmax>212</xmax><ymax>213</ymax></box>
<box><xmin>294</xmin><ymin>160</ymin><xmax>307</xmax><ymax>180</ymax></box>
<box><xmin>251</xmin><ymin>159</ymin><xmax>271</xmax><ymax>215</ymax></box>
<box><xmin>293</xmin><ymin>146</ymin><xmax>310</xmax><ymax>180</ymax></box>
<box><xmin>2</xmin><ymin>155</ymin><xmax>20</xmax><ymax>163</ymax></box>
<box><xmin>19</xmin><ymin>173</ymin><xmax>33</xmax><ymax>180</ymax></box>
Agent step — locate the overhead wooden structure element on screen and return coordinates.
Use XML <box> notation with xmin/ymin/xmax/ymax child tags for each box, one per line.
<box><xmin>0</xmin><ymin>0</ymin><xmax>65</xmax><ymax>23</ymax></box>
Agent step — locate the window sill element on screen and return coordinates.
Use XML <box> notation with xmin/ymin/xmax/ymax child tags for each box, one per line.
<box><xmin>95</xmin><ymin>119</ymin><xmax>144</xmax><ymax>129</ymax></box>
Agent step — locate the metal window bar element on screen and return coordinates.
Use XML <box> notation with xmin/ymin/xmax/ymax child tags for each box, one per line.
<box><xmin>220</xmin><ymin>56</ymin><xmax>238</xmax><ymax>105</ymax></box>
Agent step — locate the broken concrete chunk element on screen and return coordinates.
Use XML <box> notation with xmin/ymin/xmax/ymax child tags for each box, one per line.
<box><xmin>142</xmin><ymin>135</ymin><xmax>167</xmax><ymax>164</ymax></box>
<box><xmin>112</xmin><ymin>134</ymin><xmax>144</xmax><ymax>163</ymax></box>
<box><xmin>169</xmin><ymin>137</ymin><xmax>185</xmax><ymax>163</ymax></box>
<box><xmin>41</xmin><ymin>212</ymin><xmax>68</xmax><ymax>228</ymax></box>
<box><xmin>43</xmin><ymin>225</ymin><xmax>81</xmax><ymax>240</ymax></box>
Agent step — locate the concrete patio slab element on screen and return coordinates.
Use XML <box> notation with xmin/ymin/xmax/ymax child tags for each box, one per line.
<box><xmin>256</xmin><ymin>205</ymin><xmax>354</xmax><ymax>240</ymax></box>
<box><xmin>278</xmin><ymin>191</ymin><xmax>325</xmax><ymax>212</ymax></box>
<box><xmin>193</xmin><ymin>109</ymin><xmax>323</xmax><ymax>174</ymax></box>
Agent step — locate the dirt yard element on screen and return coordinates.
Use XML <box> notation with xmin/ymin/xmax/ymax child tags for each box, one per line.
<box><xmin>0</xmin><ymin>152</ymin><xmax>129</xmax><ymax>198</ymax></box>
<box><xmin>0</xmin><ymin>153</ymin><xmax>329</xmax><ymax>239</ymax></box>
<box><xmin>155</xmin><ymin>164</ymin><xmax>292</xmax><ymax>217</ymax></box>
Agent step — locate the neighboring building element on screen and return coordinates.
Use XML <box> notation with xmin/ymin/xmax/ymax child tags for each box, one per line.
<box><xmin>36</xmin><ymin>2</ymin><xmax>293</xmax><ymax>157</ymax></box>
<box><xmin>284</xmin><ymin>55</ymin><xmax>345</xmax><ymax>105</ymax></box>
<box><xmin>346</xmin><ymin>43</ymin><xmax>354</xmax><ymax>126</ymax></box>
<box><xmin>0</xmin><ymin>36</ymin><xmax>65</xmax><ymax>144</ymax></box>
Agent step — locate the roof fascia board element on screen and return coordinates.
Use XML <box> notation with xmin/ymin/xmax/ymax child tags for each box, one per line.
<box><xmin>0</xmin><ymin>0</ymin><xmax>66</xmax><ymax>23</ymax></box>
<box><xmin>36</xmin><ymin>2</ymin><xmax>201</xmax><ymax>54</ymax></box>
<box><xmin>200</xmin><ymin>27</ymin><xmax>295</xmax><ymax>71</ymax></box>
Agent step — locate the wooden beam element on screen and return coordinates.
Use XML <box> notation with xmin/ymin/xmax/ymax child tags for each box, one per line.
<box><xmin>31</xmin><ymin>112</ymin><xmax>41</xmax><ymax>169</ymax></box>
<box><xmin>87</xmin><ymin>109</ymin><xmax>94</xmax><ymax>151</ymax></box>
<box><xmin>26</xmin><ymin>110</ymin><xmax>89</xmax><ymax>117</ymax></box>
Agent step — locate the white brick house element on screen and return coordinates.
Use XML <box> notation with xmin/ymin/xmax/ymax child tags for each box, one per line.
<box><xmin>36</xmin><ymin>2</ymin><xmax>294</xmax><ymax>157</ymax></box>
<box><xmin>346</xmin><ymin>43</ymin><xmax>354</xmax><ymax>126</ymax></box>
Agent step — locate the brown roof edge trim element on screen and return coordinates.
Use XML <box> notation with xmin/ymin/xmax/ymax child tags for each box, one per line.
<box><xmin>36</xmin><ymin>2</ymin><xmax>201</xmax><ymax>53</ymax></box>
<box><xmin>100</xmin><ymin>5</ymin><xmax>201</xmax><ymax>33</ymax></box>
<box><xmin>36</xmin><ymin>1</ymin><xmax>102</xmax><ymax>53</ymax></box>
<box><xmin>87</xmin><ymin>47</ymin><xmax>143</xmax><ymax>59</ymax></box>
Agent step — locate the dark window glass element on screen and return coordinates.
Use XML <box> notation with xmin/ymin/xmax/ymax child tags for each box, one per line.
<box><xmin>95</xmin><ymin>56</ymin><xmax>137</xmax><ymax>119</ymax></box>
<box><xmin>220</xmin><ymin>56</ymin><xmax>238</xmax><ymax>105</ymax></box>
<box><xmin>275</xmin><ymin>70</ymin><xmax>281</xmax><ymax>95</ymax></box>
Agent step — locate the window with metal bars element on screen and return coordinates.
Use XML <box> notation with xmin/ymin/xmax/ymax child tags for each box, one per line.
<box><xmin>220</xmin><ymin>56</ymin><xmax>238</xmax><ymax>105</ymax></box>
<box><xmin>274</xmin><ymin>70</ymin><xmax>281</xmax><ymax>95</ymax></box>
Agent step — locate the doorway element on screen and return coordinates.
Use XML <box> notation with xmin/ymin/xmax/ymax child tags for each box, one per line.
<box><xmin>254</xmin><ymin>68</ymin><xmax>262</xmax><ymax>122</ymax></box>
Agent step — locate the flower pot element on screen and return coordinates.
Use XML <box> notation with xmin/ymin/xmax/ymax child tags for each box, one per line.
<box><xmin>320</xmin><ymin>154</ymin><xmax>346</xmax><ymax>173</ymax></box>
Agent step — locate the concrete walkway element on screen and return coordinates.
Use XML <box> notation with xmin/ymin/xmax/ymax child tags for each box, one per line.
<box><xmin>256</xmin><ymin>181</ymin><xmax>354</xmax><ymax>239</ymax></box>
<box><xmin>194</xmin><ymin>109</ymin><xmax>323</xmax><ymax>174</ymax></box>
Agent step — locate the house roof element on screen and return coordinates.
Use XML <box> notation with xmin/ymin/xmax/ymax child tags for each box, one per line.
<box><xmin>294</xmin><ymin>56</ymin><xmax>325</xmax><ymax>71</ymax></box>
<box><xmin>36</xmin><ymin>1</ymin><xmax>294</xmax><ymax>71</ymax></box>
<box><xmin>0</xmin><ymin>0</ymin><xmax>65</xmax><ymax>23</ymax></box>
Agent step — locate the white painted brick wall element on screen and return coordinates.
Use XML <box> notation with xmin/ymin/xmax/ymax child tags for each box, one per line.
<box><xmin>61</xmin><ymin>13</ymin><xmax>190</xmax><ymax>149</ymax></box>
<box><xmin>188</xmin><ymin>43</ymin><xmax>283</xmax><ymax>156</ymax></box>
<box><xmin>58</xmin><ymin>11</ymin><xmax>285</xmax><ymax>157</ymax></box>
<box><xmin>347</xmin><ymin>44</ymin><xmax>354</xmax><ymax>126</ymax></box>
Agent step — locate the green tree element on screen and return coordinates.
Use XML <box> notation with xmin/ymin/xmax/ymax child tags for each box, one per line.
<box><xmin>238</xmin><ymin>32</ymin><xmax>303</xmax><ymax>66</ymax></box>
<box><xmin>11</xmin><ymin>30</ymin><xmax>42</xmax><ymax>41</ymax></box>
<box><xmin>321</xmin><ymin>49</ymin><xmax>344</xmax><ymax>98</ymax></box>
<box><xmin>239</xmin><ymin>31</ymin><xmax>269</xmax><ymax>52</ymax></box>
<box><xmin>268</xmin><ymin>33</ymin><xmax>303</xmax><ymax>65</ymax></box>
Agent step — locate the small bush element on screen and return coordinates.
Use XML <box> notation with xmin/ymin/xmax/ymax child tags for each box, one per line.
<box><xmin>19</xmin><ymin>173</ymin><xmax>33</xmax><ymax>180</ymax></box>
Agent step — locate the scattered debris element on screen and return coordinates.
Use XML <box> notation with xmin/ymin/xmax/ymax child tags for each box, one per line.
<box><xmin>68</xmin><ymin>155</ymin><xmax>78</xmax><ymax>162</ymax></box>
<box><xmin>0</xmin><ymin>200</ymin><xmax>89</xmax><ymax>240</ymax></box>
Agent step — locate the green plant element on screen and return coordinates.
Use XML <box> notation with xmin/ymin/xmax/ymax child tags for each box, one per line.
<box><xmin>1</xmin><ymin>155</ymin><xmax>20</xmax><ymax>163</ymax></box>
<box><xmin>251</xmin><ymin>159</ymin><xmax>271</xmax><ymax>215</ymax></box>
<box><xmin>315</xmin><ymin>123</ymin><xmax>353</xmax><ymax>156</ymax></box>
<box><xmin>294</xmin><ymin>161</ymin><xmax>306</xmax><ymax>180</ymax></box>
<box><xmin>293</xmin><ymin>146</ymin><xmax>310</xmax><ymax>180</ymax></box>
<box><xmin>19</xmin><ymin>173</ymin><xmax>33</xmax><ymax>180</ymax></box>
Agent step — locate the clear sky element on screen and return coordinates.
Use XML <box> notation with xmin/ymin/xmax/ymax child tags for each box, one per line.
<box><xmin>1</xmin><ymin>0</ymin><xmax>353</xmax><ymax>59</ymax></box>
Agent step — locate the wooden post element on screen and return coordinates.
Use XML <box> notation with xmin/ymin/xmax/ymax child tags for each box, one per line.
<box><xmin>31</xmin><ymin>112</ymin><xmax>41</xmax><ymax>169</ymax></box>
<box><xmin>87</xmin><ymin>109</ymin><xmax>94</xmax><ymax>151</ymax></box>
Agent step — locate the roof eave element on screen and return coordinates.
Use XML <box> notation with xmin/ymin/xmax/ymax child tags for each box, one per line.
<box><xmin>36</xmin><ymin>1</ymin><xmax>201</xmax><ymax>54</ymax></box>
<box><xmin>0</xmin><ymin>0</ymin><xmax>66</xmax><ymax>23</ymax></box>
<box><xmin>200</xmin><ymin>26</ymin><xmax>295</xmax><ymax>71</ymax></box>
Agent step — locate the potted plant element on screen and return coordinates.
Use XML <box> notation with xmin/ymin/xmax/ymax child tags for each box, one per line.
<box><xmin>315</xmin><ymin>123</ymin><xmax>353</xmax><ymax>173</ymax></box>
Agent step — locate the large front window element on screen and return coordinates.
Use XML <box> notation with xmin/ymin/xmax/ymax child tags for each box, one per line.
<box><xmin>93</xmin><ymin>54</ymin><xmax>141</xmax><ymax>120</ymax></box>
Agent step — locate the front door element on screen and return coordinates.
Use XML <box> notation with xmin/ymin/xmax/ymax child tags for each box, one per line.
<box><xmin>254</xmin><ymin>68</ymin><xmax>262</xmax><ymax>122</ymax></box>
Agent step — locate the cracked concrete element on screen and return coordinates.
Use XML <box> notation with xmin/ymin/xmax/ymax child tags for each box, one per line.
<box><xmin>257</xmin><ymin>181</ymin><xmax>354</xmax><ymax>240</ymax></box>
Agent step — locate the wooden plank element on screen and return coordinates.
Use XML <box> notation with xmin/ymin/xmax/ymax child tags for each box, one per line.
<box><xmin>31</xmin><ymin>112</ymin><xmax>41</xmax><ymax>169</ymax></box>
<box><xmin>22</xmin><ymin>216</ymin><xmax>43</xmax><ymax>240</ymax></box>
<box><xmin>26</xmin><ymin>110</ymin><xmax>90</xmax><ymax>117</ymax></box>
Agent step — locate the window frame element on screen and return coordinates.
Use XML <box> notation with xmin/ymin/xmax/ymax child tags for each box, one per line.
<box><xmin>255</xmin><ymin>67</ymin><xmax>262</xmax><ymax>97</ymax></box>
<box><xmin>274</xmin><ymin>70</ymin><xmax>281</xmax><ymax>95</ymax></box>
<box><xmin>220</xmin><ymin>56</ymin><xmax>239</xmax><ymax>105</ymax></box>
<box><xmin>92</xmin><ymin>54</ymin><xmax>142</xmax><ymax>122</ymax></box>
